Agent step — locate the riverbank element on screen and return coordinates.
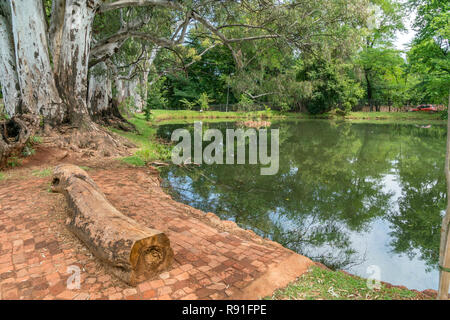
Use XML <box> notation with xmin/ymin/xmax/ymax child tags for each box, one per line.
<box><xmin>149</xmin><ymin>109</ymin><xmax>445</xmax><ymax>124</ymax></box>
<box><xmin>0</xmin><ymin>111</ymin><xmax>442</xmax><ymax>299</ymax></box>
<box><xmin>109</xmin><ymin>111</ymin><xmax>443</xmax><ymax>300</ymax></box>
<box><xmin>111</xmin><ymin>110</ymin><xmax>445</xmax><ymax>167</ymax></box>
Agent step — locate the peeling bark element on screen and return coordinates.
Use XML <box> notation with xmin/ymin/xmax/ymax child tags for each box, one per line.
<box><xmin>52</xmin><ymin>164</ymin><xmax>174</xmax><ymax>284</ymax></box>
<box><xmin>9</xmin><ymin>0</ymin><xmax>64</xmax><ymax>123</ymax></box>
<box><xmin>88</xmin><ymin>62</ymin><xmax>136</xmax><ymax>131</ymax></box>
<box><xmin>57</xmin><ymin>0</ymin><xmax>99</xmax><ymax>126</ymax></box>
<box><xmin>88</xmin><ymin>62</ymin><xmax>112</xmax><ymax>118</ymax></box>
<box><xmin>0</xmin><ymin>4</ymin><xmax>21</xmax><ymax>117</ymax></box>
<box><xmin>49</xmin><ymin>0</ymin><xmax>66</xmax><ymax>73</ymax></box>
<box><xmin>116</xmin><ymin>76</ymin><xmax>145</xmax><ymax>113</ymax></box>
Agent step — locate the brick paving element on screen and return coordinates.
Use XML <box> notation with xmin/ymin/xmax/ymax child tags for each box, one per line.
<box><xmin>0</xmin><ymin>166</ymin><xmax>303</xmax><ymax>300</ymax></box>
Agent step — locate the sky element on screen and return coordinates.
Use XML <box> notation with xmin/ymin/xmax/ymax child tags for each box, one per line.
<box><xmin>393</xmin><ymin>3</ymin><xmax>417</xmax><ymax>52</ymax></box>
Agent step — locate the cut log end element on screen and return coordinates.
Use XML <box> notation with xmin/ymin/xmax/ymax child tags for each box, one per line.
<box><xmin>52</xmin><ymin>164</ymin><xmax>173</xmax><ymax>285</ymax></box>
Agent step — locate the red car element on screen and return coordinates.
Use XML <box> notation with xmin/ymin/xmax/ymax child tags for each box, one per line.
<box><xmin>410</xmin><ymin>104</ymin><xmax>437</xmax><ymax>112</ymax></box>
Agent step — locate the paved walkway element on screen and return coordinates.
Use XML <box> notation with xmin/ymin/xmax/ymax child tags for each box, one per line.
<box><xmin>0</xmin><ymin>166</ymin><xmax>312</xmax><ymax>300</ymax></box>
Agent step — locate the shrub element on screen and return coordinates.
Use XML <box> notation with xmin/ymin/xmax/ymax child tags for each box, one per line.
<box><xmin>179</xmin><ymin>98</ymin><xmax>197</xmax><ymax>110</ymax></box>
<box><xmin>238</xmin><ymin>94</ymin><xmax>254</xmax><ymax>111</ymax></box>
<box><xmin>197</xmin><ymin>92</ymin><xmax>213</xmax><ymax>111</ymax></box>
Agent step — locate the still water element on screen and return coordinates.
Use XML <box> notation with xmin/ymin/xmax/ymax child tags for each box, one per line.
<box><xmin>157</xmin><ymin>120</ymin><xmax>446</xmax><ymax>291</ymax></box>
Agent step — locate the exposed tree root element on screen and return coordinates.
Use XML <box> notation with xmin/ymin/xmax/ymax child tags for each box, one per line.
<box><xmin>51</xmin><ymin>122</ymin><xmax>136</xmax><ymax>158</ymax></box>
<box><xmin>0</xmin><ymin>112</ymin><xmax>136</xmax><ymax>168</ymax></box>
<box><xmin>0</xmin><ymin>115</ymin><xmax>40</xmax><ymax>168</ymax></box>
<box><xmin>91</xmin><ymin>99</ymin><xmax>137</xmax><ymax>132</ymax></box>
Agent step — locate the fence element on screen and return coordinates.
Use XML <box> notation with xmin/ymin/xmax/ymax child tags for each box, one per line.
<box><xmin>355</xmin><ymin>105</ymin><xmax>446</xmax><ymax>112</ymax></box>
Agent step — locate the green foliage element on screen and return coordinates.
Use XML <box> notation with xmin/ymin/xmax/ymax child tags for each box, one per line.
<box><xmin>179</xmin><ymin>98</ymin><xmax>197</xmax><ymax>110</ymax></box>
<box><xmin>237</xmin><ymin>94</ymin><xmax>254</xmax><ymax>112</ymax></box>
<box><xmin>7</xmin><ymin>156</ymin><xmax>21</xmax><ymax>168</ymax></box>
<box><xmin>146</xmin><ymin>77</ymin><xmax>169</xmax><ymax>110</ymax></box>
<box><xmin>299</xmin><ymin>58</ymin><xmax>362</xmax><ymax>114</ymax></box>
<box><xmin>197</xmin><ymin>92</ymin><xmax>213</xmax><ymax>111</ymax></box>
<box><xmin>407</xmin><ymin>0</ymin><xmax>449</xmax><ymax>106</ymax></box>
<box><xmin>279</xmin><ymin>102</ymin><xmax>290</xmax><ymax>113</ymax></box>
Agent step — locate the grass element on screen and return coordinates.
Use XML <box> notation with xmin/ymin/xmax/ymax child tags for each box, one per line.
<box><xmin>150</xmin><ymin>109</ymin><xmax>445</xmax><ymax>124</ymax></box>
<box><xmin>110</xmin><ymin>114</ymin><xmax>172</xmax><ymax>167</ymax></box>
<box><xmin>31</xmin><ymin>168</ymin><xmax>52</xmax><ymax>178</ymax></box>
<box><xmin>268</xmin><ymin>266</ymin><xmax>428</xmax><ymax>300</ymax></box>
<box><xmin>345</xmin><ymin>111</ymin><xmax>443</xmax><ymax>121</ymax></box>
<box><xmin>150</xmin><ymin>109</ymin><xmax>298</xmax><ymax>123</ymax></box>
<box><xmin>0</xmin><ymin>172</ymin><xmax>5</xmax><ymax>181</ymax></box>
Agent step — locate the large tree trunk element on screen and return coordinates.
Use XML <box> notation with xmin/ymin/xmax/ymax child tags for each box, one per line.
<box><xmin>0</xmin><ymin>3</ymin><xmax>21</xmax><ymax>117</ymax></box>
<box><xmin>9</xmin><ymin>0</ymin><xmax>64</xmax><ymax>124</ymax></box>
<box><xmin>88</xmin><ymin>62</ymin><xmax>135</xmax><ymax>131</ymax></box>
<box><xmin>116</xmin><ymin>77</ymin><xmax>144</xmax><ymax>113</ymax></box>
<box><xmin>56</xmin><ymin>0</ymin><xmax>99</xmax><ymax>127</ymax></box>
<box><xmin>52</xmin><ymin>164</ymin><xmax>174</xmax><ymax>285</ymax></box>
<box><xmin>88</xmin><ymin>62</ymin><xmax>112</xmax><ymax>119</ymax></box>
<box><xmin>49</xmin><ymin>0</ymin><xmax>66</xmax><ymax>74</ymax></box>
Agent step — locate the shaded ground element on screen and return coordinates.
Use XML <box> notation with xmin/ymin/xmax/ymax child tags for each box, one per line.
<box><xmin>0</xmin><ymin>148</ymin><xmax>311</xmax><ymax>300</ymax></box>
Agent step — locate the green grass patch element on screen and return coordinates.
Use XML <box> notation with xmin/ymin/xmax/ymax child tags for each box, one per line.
<box><xmin>7</xmin><ymin>156</ymin><xmax>21</xmax><ymax>168</ymax></box>
<box><xmin>149</xmin><ymin>109</ymin><xmax>443</xmax><ymax>124</ymax></box>
<box><xmin>29</xmin><ymin>135</ymin><xmax>43</xmax><ymax>144</ymax></box>
<box><xmin>345</xmin><ymin>111</ymin><xmax>443</xmax><ymax>121</ymax></box>
<box><xmin>111</xmin><ymin>114</ymin><xmax>172</xmax><ymax>166</ymax></box>
<box><xmin>0</xmin><ymin>172</ymin><xmax>5</xmax><ymax>181</ymax></box>
<box><xmin>31</xmin><ymin>168</ymin><xmax>52</xmax><ymax>178</ymax></box>
<box><xmin>121</xmin><ymin>155</ymin><xmax>147</xmax><ymax>167</ymax></box>
<box><xmin>268</xmin><ymin>266</ymin><xmax>427</xmax><ymax>300</ymax></box>
<box><xmin>150</xmin><ymin>109</ymin><xmax>298</xmax><ymax>123</ymax></box>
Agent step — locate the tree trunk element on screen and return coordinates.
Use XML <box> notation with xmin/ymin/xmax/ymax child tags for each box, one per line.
<box><xmin>0</xmin><ymin>3</ymin><xmax>21</xmax><ymax>117</ymax></box>
<box><xmin>88</xmin><ymin>62</ymin><xmax>135</xmax><ymax>131</ymax></box>
<box><xmin>438</xmin><ymin>91</ymin><xmax>450</xmax><ymax>300</ymax></box>
<box><xmin>9</xmin><ymin>0</ymin><xmax>64</xmax><ymax>123</ymax></box>
<box><xmin>88</xmin><ymin>62</ymin><xmax>112</xmax><ymax>119</ymax></box>
<box><xmin>56</xmin><ymin>0</ymin><xmax>99</xmax><ymax>127</ymax></box>
<box><xmin>140</xmin><ymin>46</ymin><xmax>160</xmax><ymax>113</ymax></box>
<box><xmin>52</xmin><ymin>164</ymin><xmax>174</xmax><ymax>285</ymax></box>
<box><xmin>364</xmin><ymin>69</ymin><xmax>373</xmax><ymax>111</ymax></box>
<box><xmin>115</xmin><ymin>76</ymin><xmax>143</xmax><ymax>113</ymax></box>
<box><xmin>49</xmin><ymin>0</ymin><xmax>66</xmax><ymax>74</ymax></box>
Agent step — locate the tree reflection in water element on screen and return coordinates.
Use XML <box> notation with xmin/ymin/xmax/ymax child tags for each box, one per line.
<box><xmin>157</xmin><ymin>120</ymin><xmax>446</xmax><ymax>289</ymax></box>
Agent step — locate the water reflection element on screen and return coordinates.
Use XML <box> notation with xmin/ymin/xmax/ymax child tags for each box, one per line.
<box><xmin>157</xmin><ymin>120</ymin><xmax>447</xmax><ymax>290</ymax></box>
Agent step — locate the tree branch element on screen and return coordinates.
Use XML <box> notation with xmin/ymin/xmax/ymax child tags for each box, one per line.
<box><xmin>99</xmin><ymin>0</ymin><xmax>182</xmax><ymax>13</ymax></box>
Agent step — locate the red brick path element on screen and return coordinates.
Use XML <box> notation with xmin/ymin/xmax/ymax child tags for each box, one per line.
<box><xmin>0</xmin><ymin>167</ymin><xmax>308</xmax><ymax>300</ymax></box>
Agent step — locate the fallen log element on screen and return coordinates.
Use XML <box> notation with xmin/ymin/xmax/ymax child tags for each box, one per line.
<box><xmin>51</xmin><ymin>164</ymin><xmax>173</xmax><ymax>285</ymax></box>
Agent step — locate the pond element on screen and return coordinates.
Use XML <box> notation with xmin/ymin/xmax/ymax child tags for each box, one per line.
<box><xmin>157</xmin><ymin>120</ymin><xmax>447</xmax><ymax>291</ymax></box>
